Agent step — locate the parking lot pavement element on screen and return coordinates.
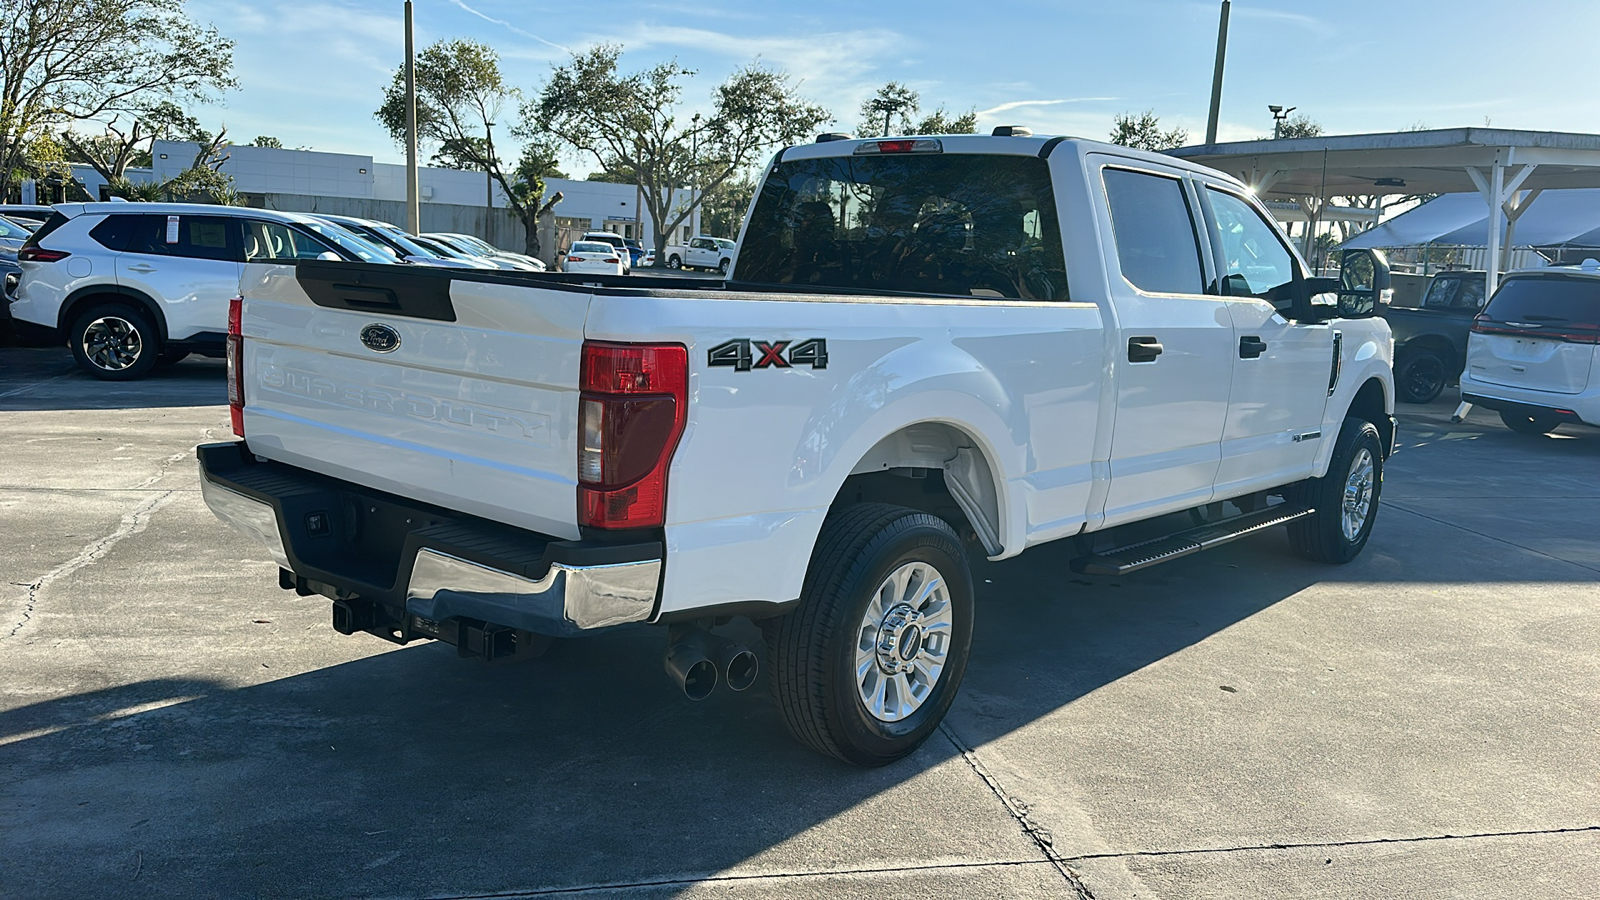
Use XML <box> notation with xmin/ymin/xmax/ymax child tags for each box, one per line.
<box><xmin>2</xmin><ymin>347</ymin><xmax>1597</xmax><ymax>899</ymax></box>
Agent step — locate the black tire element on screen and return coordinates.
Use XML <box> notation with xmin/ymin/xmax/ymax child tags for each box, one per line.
<box><xmin>667</xmin><ymin>254</ymin><xmax>682</xmax><ymax>270</ymax></box>
<box><xmin>1287</xmin><ymin>417</ymin><xmax>1384</xmax><ymax>564</ymax></box>
<box><xmin>718</xmin><ymin>258</ymin><xmax>731</xmax><ymax>275</ymax></box>
<box><xmin>1500</xmin><ymin>409</ymin><xmax>1560</xmax><ymax>435</ymax></box>
<box><xmin>1395</xmin><ymin>350</ymin><xmax>1447</xmax><ymax>404</ymax></box>
<box><xmin>769</xmin><ymin>503</ymin><xmax>975</xmax><ymax>766</ymax></box>
<box><xmin>69</xmin><ymin>304</ymin><xmax>160</xmax><ymax>381</ymax></box>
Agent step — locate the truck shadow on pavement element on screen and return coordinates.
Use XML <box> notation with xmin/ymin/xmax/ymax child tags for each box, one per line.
<box><xmin>4</xmin><ymin>499</ymin><xmax>1595</xmax><ymax>900</ymax></box>
<box><xmin>0</xmin><ymin>347</ymin><xmax>225</xmax><ymax>411</ymax></box>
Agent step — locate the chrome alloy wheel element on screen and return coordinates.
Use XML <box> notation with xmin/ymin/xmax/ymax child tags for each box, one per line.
<box><xmin>855</xmin><ymin>561</ymin><xmax>954</xmax><ymax>722</ymax></box>
<box><xmin>1341</xmin><ymin>447</ymin><xmax>1376</xmax><ymax>541</ymax></box>
<box><xmin>82</xmin><ymin>316</ymin><xmax>144</xmax><ymax>371</ymax></box>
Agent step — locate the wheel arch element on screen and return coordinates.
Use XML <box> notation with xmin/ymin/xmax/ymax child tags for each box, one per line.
<box><xmin>1346</xmin><ymin>376</ymin><xmax>1393</xmax><ymax>457</ymax></box>
<box><xmin>58</xmin><ymin>285</ymin><xmax>168</xmax><ymax>342</ymax></box>
<box><xmin>829</xmin><ymin>419</ymin><xmax>1010</xmax><ymax>559</ymax></box>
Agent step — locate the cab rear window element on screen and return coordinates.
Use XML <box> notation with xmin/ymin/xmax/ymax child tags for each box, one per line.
<box><xmin>738</xmin><ymin>153</ymin><xmax>1068</xmax><ymax>300</ymax></box>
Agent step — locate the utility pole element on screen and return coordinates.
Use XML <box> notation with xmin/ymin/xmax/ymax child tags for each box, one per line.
<box><xmin>403</xmin><ymin>0</ymin><xmax>420</xmax><ymax>234</ymax></box>
<box><xmin>1205</xmin><ymin>0</ymin><xmax>1230</xmax><ymax>145</ymax></box>
<box><xmin>485</xmin><ymin>120</ymin><xmax>496</xmax><ymax>212</ymax></box>
<box><xmin>1270</xmin><ymin>104</ymin><xmax>1296</xmax><ymax>139</ymax></box>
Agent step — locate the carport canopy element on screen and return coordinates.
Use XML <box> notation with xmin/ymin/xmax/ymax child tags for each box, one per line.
<box><xmin>1170</xmin><ymin>127</ymin><xmax>1600</xmax><ymax>296</ymax></box>
<box><xmin>1338</xmin><ymin>188</ymin><xmax>1600</xmax><ymax>252</ymax></box>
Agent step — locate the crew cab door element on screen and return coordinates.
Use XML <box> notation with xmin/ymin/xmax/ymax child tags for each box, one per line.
<box><xmin>687</xmin><ymin>238</ymin><xmax>718</xmax><ymax>268</ymax></box>
<box><xmin>1095</xmin><ymin>161</ymin><xmax>1234</xmax><ymax>525</ymax></box>
<box><xmin>1198</xmin><ymin>186</ymin><xmax>1334</xmax><ymax>496</ymax></box>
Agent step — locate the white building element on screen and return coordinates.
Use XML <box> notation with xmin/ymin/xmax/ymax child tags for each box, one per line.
<box><xmin>72</xmin><ymin>142</ymin><xmax>700</xmax><ymax>249</ymax></box>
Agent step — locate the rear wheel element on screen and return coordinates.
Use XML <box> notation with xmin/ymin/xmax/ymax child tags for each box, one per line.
<box><xmin>769</xmin><ymin>503</ymin><xmax>975</xmax><ymax>766</ymax></box>
<box><xmin>718</xmin><ymin>258</ymin><xmax>731</xmax><ymax>276</ymax></box>
<box><xmin>667</xmin><ymin>254</ymin><xmax>682</xmax><ymax>269</ymax></box>
<box><xmin>1395</xmin><ymin>350</ymin><xmax>1447</xmax><ymax>404</ymax></box>
<box><xmin>1500</xmin><ymin>409</ymin><xmax>1560</xmax><ymax>434</ymax></box>
<box><xmin>69</xmin><ymin>304</ymin><xmax>160</xmax><ymax>380</ymax></box>
<box><xmin>1288</xmin><ymin>417</ymin><xmax>1384</xmax><ymax>564</ymax></box>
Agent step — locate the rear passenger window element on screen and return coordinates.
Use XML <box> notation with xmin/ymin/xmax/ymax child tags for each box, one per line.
<box><xmin>243</xmin><ymin>220</ymin><xmax>334</xmax><ymax>261</ymax></box>
<box><xmin>1103</xmin><ymin>169</ymin><xmax>1206</xmax><ymax>295</ymax></box>
<box><xmin>123</xmin><ymin>215</ymin><xmax>240</xmax><ymax>261</ymax></box>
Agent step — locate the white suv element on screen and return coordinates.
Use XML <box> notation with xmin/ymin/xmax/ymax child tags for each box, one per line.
<box><xmin>10</xmin><ymin>203</ymin><xmax>381</xmax><ymax>379</ymax></box>
<box><xmin>1460</xmin><ymin>263</ymin><xmax>1600</xmax><ymax>434</ymax></box>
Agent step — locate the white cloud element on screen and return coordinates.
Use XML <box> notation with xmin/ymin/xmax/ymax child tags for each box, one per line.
<box><xmin>977</xmin><ymin>98</ymin><xmax>1120</xmax><ymax>118</ymax></box>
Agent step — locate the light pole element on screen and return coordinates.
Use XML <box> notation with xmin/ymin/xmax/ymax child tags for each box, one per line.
<box><xmin>484</xmin><ymin>120</ymin><xmax>496</xmax><ymax>213</ymax></box>
<box><xmin>1204</xmin><ymin>0</ymin><xmax>1230</xmax><ymax>145</ymax></box>
<box><xmin>403</xmin><ymin>0</ymin><xmax>419</xmax><ymax>234</ymax></box>
<box><xmin>1269</xmin><ymin>105</ymin><xmax>1295</xmax><ymax>139</ymax></box>
<box><xmin>690</xmin><ymin>112</ymin><xmax>701</xmax><ymax>240</ymax></box>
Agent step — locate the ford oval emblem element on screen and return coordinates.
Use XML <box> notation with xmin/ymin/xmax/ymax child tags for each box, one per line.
<box><xmin>360</xmin><ymin>323</ymin><xmax>401</xmax><ymax>353</ymax></box>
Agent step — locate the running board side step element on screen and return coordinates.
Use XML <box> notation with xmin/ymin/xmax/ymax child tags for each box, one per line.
<box><xmin>1069</xmin><ymin>505</ymin><xmax>1315</xmax><ymax>576</ymax></box>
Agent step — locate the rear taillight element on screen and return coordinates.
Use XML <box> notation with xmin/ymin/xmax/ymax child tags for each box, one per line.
<box><xmin>18</xmin><ymin>246</ymin><xmax>69</xmax><ymax>262</ymax></box>
<box><xmin>1473</xmin><ymin>316</ymin><xmax>1600</xmax><ymax>344</ymax></box>
<box><xmin>227</xmin><ymin>296</ymin><xmax>245</xmax><ymax>437</ymax></box>
<box><xmin>567</xmin><ymin>256</ymin><xmax>584</xmax><ymax>263</ymax></box>
<box><xmin>604</xmin><ymin>257</ymin><xmax>620</xmax><ymax>264</ymax></box>
<box><xmin>578</xmin><ymin>341</ymin><xmax>688</xmax><ymax>530</ymax></box>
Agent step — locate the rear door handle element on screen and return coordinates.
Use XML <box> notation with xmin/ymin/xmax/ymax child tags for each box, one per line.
<box><xmin>1127</xmin><ymin>336</ymin><xmax>1164</xmax><ymax>363</ymax></box>
<box><xmin>1239</xmin><ymin>335</ymin><xmax>1268</xmax><ymax>359</ymax></box>
<box><xmin>126</xmin><ymin>264</ymin><xmax>157</xmax><ymax>274</ymax></box>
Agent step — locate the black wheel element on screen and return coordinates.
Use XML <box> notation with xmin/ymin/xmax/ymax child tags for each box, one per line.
<box><xmin>1395</xmin><ymin>350</ymin><xmax>1447</xmax><ymax>404</ymax></box>
<box><xmin>1500</xmin><ymin>409</ymin><xmax>1560</xmax><ymax>435</ymax></box>
<box><xmin>769</xmin><ymin>503</ymin><xmax>975</xmax><ymax>766</ymax></box>
<box><xmin>69</xmin><ymin>304</ymin><xmax>160</xmax><ymax>381</ymax></box>
<box><xmin>667</xmin><ymin>254</ymin><xmax>682</xmax><ymax>270</ymax></box>
<box><xmin>1288</xmin><ymin>417</ymin><xmax>1384</xmax><ymax>564</ymax></box>
<box><xmin>718</xmin><ymin>258</ymin><xmax>731</xmax><ymax>276</ymax></box>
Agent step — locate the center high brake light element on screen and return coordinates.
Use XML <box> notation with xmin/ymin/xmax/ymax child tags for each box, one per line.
<box><xmin>578</xmin><ymin>341</ymin><xmax>688</xmax><ymax>529</ymax></box>
<box><xmin>227</xmin><ymin>296</ymin><xmax>245</xmax><ymax>436</ymax></box>
<box><xmin>853</xmin><ymin>138</ymin><xmax>943</xmax><ymax>155</ymax></box>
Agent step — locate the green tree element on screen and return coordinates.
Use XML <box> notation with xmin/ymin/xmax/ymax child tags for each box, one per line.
<box><xmin>1108</xmin><ymin>110</ymin><xmax>1189</xmax><ymax>151</ymax></box>
<box><xmin>700</xmin><ymin>175</ymin><xmax>756</xmax><ymax>238</ymax></box>
<box><xmin>1274</xmin><ymin>114</ymin><xmax>1323</xmax><ymax>139</ymax></box>
<box><xmin>0</xmin><ymin>0</ymin><xmax>234</xmax><ymax>200</ymax></box>
<box><xmin>532</xmin><ymin>45</ymin><xmax>827</xmax><ymax>262</ymax></box>
<box><xmin>376</xmin><ymin>39</ymin><xmax>547</xmax><ymax>253</ymax></box>
<box><xmin>248</xmin><ymin>135</ymin><xmax>282</xmax><ymax>148</ymax></box>
<box><xmin>856</xmin><ymin>82</ymin><xmax>976</xmax><ymax>138</ymax></box>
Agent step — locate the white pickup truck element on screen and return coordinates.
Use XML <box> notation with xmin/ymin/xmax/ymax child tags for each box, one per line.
<box><xmin>199</xmin><ymin>133</ymin><xmax>1395</xmax><ymax>766</ymax></box>
<box><xmin>663</xmin><ymin>235</ymin><xmax>736</xmax><ymax>274</ymax></box>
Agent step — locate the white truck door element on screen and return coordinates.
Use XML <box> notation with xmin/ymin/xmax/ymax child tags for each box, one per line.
<box><xmin>1095</xmin><ymin>162</ymin><xmax>1234</xmax><ymax>526</ymax></box>
<box><xmin>1199</xmin><ymin>186</ymin><xmax>1334</xmax><ymax>497</ymax></box>
<box><xmin>687</xmin><ymin>238</ymin><xmax>715</xmax><ymax>268</ymax></box>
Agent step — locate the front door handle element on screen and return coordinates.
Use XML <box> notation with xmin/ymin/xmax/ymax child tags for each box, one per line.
<box><xmin>1127</xmin><ymin>336</ymin><xmax>1164</xmax><ymax>363</ymax></box>
<box><xmin>1239</xmin><ymin>335</ymin><xmax>1268</xmax><ymax>359</ymax></box>
<box><xmin>126</xmin><ymin>264</ymin><xmax>157</xmax><ymax>274</ymax></box>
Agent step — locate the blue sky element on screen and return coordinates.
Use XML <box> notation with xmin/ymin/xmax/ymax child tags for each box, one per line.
<box><xmin>185</xmin><ymin>0</ymin><xmax>1600</xmax><ymax>172</ymax></box>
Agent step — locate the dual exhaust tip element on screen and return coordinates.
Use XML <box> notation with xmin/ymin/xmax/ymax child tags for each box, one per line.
<box><xmin>664</xmin><ymin>629</ymin><xmax>758</xmax><ymax>700</ymax></box>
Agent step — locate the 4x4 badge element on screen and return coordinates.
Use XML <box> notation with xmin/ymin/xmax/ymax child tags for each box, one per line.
<box><xmin>360</xmin><ymin>323</ymin><xmax>401</xmax><ymax>353</ymax></box>
<box><xmin>707</xmin><ymin>338</ymin><xmax>827</xmax><ymax>371</ymax></box>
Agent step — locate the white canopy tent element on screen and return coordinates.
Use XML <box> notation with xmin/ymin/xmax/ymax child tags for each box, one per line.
<box><xmin>1338</xmin><ymin>188</ymin><xmax>1600</xmax><ymax>252</ymax></box>
<box><xmin>1171</xmin><ymin>128</ymin><xmax>1600</xmax><ymax>298</ymax></box>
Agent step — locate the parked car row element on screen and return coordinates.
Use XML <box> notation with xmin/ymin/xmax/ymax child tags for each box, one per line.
<box><xmin>4</xmin><ymin>201</ymin><xmax>546</xmax><ymax>378</ymax></box>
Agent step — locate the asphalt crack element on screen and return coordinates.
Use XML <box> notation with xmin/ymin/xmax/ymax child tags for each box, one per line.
<box><xmin>1059</xmin><ymin>823</ymin><xmax>1600</xmax><ymax>863</ymax></box>
<box><xmin>940</xmin><ymin>721</ymin><xmax>1098</xmax><ymax>898</ymax></box>
<box><xmin>5</xmin><ymin>489</ymin><xmax>179</xmax><ymax>640</ymax></box>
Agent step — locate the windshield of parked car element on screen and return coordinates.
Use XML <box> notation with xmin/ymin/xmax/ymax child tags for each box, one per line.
<box><xmin>1483</xmin><ymin>274</ymin><xmax>1600</xmax><ymax>325</ymax></box>
<box><xmin>738</xmin><ymin>152</ymin><xmax>1067</xmax><ymax>299</ymax></box>
<box><xmin>301</xmin><ymin>221</ymin><xmax>398</xmax><ymax>262</ymax></box>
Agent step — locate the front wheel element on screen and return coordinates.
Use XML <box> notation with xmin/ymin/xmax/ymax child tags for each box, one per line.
<box><xmin>69</xmin><ymin>304</ymin><xmax>160</xmax><ymax>380</ymax></box>
<box><xmin>666</xmin><ymin>254</ymin><xmax>682</xmax><ymax>270</ymax></box>
<box><xmin>718</xmin><ymin>258</ymin><xmax>731</xmax><ymax>276</ymax></box>
<box><xmin>1500</xmin><ymin>409</ymin><xmax>1560</xmax><ymax>434</ymax></box>
<box><xmin>1287</xmin><ymin>417</ymin><xmax>1384</xmax><ymax>564</ymax></box>
<box><xmin>769</xmin><ymin>503</ymin><xmax>975</xmax><ymax>766</ymax></box>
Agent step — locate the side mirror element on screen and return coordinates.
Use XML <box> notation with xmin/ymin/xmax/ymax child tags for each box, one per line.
<box><xmin>316</xmin><ymin>251</ymin><xmax>342</xmax><ymax>262</ymax></box>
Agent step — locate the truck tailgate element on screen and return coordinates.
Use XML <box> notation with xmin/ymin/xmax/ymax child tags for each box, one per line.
<box><xmin>237</xmin><ymin>263</ymin><xmax>589</xmax><ymax>540</ymax></box>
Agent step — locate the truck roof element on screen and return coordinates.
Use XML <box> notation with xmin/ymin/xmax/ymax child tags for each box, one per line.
<box><xmin>776</xmin><ymin>133</ymin><xmax>1248</xmax><ymax>190</ymax></box>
